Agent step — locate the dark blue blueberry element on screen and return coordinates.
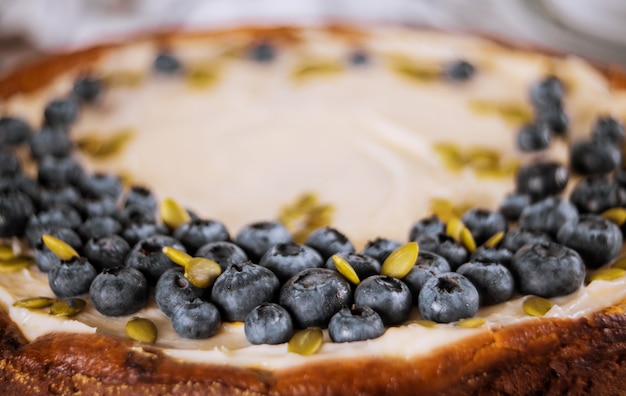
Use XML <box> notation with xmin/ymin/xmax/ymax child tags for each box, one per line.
<box><xmin>591</xmin><ymin>116</ymin><xmax>625</xmax><ymax>146</ymax></box>
<box><xmin>354</xmin><ymin>275</ymin><xmax>412</xmax><ymax>326</ymax></box>
<box><xmin>83</xmin><ymin>235</ymin><xmax>130</xmax><ymax>272</ymax></box>
<box><xmin>535</xmin><ymin>103</ymin><xmax>569</xmax><ymax>136</ymax></box>
<box><xmin>123</xmin><ymin>186</ymin><xmax>157</xmax><ymax>219</ymax></box>
<box><xmin>44</xmin><ymin>97</ymin><xmax>79</xmax><ymax>127</ymax></box>
<box><xmin>614</xmin><ymin>168</ymin><xmax>626</xmax><ymax>188</ymax></box>
<box><xmin>0</xmin><ymin>149</ymin><xmax>21</xmax><ymax>176</ymax></box>
<box><xmin>29</xmin><ymin>126</ymin><xmax>73</xmax><ymax>159</ymax></box>
<box><xmin>0</xmin><ymin>117</ymin><xmax>31</xmax><ymax>146</ymax></box>
<box><xmin>234</xmin><ymin>221</ymin><xmax>292</xmax><ymax>261</ymax></box>
<box><xmin>259</xmin><ymin>242</ymin><xmax>323</xmax><ymax>283</ymax></box>
<box><xmin>325</xmin><ymin>252</ymin><xmax>380</xmax><ymax>281</ymax></box>
<box><xmin>304</xmin><ymin>226</ymin><xmax>355</xmax><ymax>261</ymax></box>
<box><xmin>155</xmin><ymin>267</ymin><xmax>205</xmax><ymax>317</ymax></box>
<box><xmin>279</xmin><ymin>268</ymin><xmax>352</xmax><ymax>329</ymax></box>
<box><xmin>171</xmin><ymin>299</ymin><xmax>221</xmax><ymax>339</ymax></box>
<box><xmin>33</xmin><ymin>227</ymin><xmax>82</xmax><ymax>272</ymax></box>
<box><xmin>519</xmin><ymin>197</ymin><xmax>578</xmax><ymax>237</ymax></box>
<box><xmin>153</xmin><ymin>52</ymin><xmax>182</xmax><ymax>74</ymax></box>
<box><xmin>413</xmin><ymin>233</ymin><xmax>441</xmax><ymax>254</ymax></box>
<box><xmin>72</xmin><ymin>76</ymin><xmax>103</xmax><ymax>103</ymax></box>
<box><xmin>570</xmin><ymin>139</ymin><xmax>620</xmax><ymax>175</ymax></box>
<box><xmin>195</xmin><ymin>241</ymin><xmax>249</xmax><ymax>271</ymax></box>
<box><xmin>570</xmin><ymin>176</ymin><xmax>626</xmax><ymax>214</ymax></box>
<box><xmin>244</xmin><ymin>302</ymin><xmax>294</xmax><ymax>345</ymax></box>
<box><xmin>210</xmin><ymin>261</ymin><xmax>279</xmax><ymax>322</ymax></box>
<box><xmin>121</xmin><ymin>220</ymin><xmax>169</xmax><ymax>247</ymax></box>
<box><xmin>0</xmin><ymin>191</ymin><xmax>34</xmax><ymax>238</ymax></box>
<box><xmin>78</xmin><ymin>172</ymin><xmax>123</xmax><ymax>199</ymax></box>
<box><xmin>402</xmin><ymin>251</ymin><xmax>450</xmax><ymax>303</ymax></box>
<box><xmin>515</xmin><ymin>161</ymin><xmax>568</xmax><ymax>201</ymax></box>
<box><xmin>469</xmin><ymin>246</ymin><xmax>513</xmax><ymax>267</ymax></box>
<box><xmin>173</xmin><ymin>219</ymin><xmax>230</xmax><ymax>253</ymax></box>
<box><xmin>510</xmin><ymin>242</ymin><xmax>585</xmax><ymax>298</ymax></box>
<box><xmin>418</xmin><ymin>272</ymin><xmax>480</xmax><ymax>323</ymax></box>
<box><xmin>361</xmin><ymin>237</ymin><xmax>402</xmax><ymax>265</ymax></box>
<box><xmin>116</xmin><ymin>204</ymin><xmax>157</xmax><ymax>227</ymax></box>
<box><xmin>408</xmin><ymin>215</ymin><xmax>445</xmax><ymax>242</ymax></box>
<box><xmin>348</xmin><ymin>50</ymin><xmax>369</xmax><ymax>66</ymax></box>
<box><xmin>456</xmin><ymin>261</ymin><xmax>514</xmax><ymax>305</ymax></box>
<box><xmin>444</xmin><ymin>59</ymin><xmax>475</xmax><ymax>82</ymax></box>
<box><xmin>77</xmin><ymin>216</ymin><xmax>123</xmax><ymax>242</ymax></box>
<box><xmin>89</xmin><ymin>266</ymin><xmax>150</xmax><ymax>316</ymax></box>
<box><xmin>530</xmin><ymin>75</ymin><xmax>564</xmax><ymax>108</ymax></box>
<box><xmin>81</xmin><ymin>195</ymin><xmax>118</xmax><ymax>218</ymax></box>
<box><xmin>427</xmin><ymin>234</ymin><xmax>469</xmax><ymax>271</ymax></box>
<box><xmin>25</xmin><ymin>204</ymin><xmax>82</xmax><ymax>247</ymax></box>
<box><xmin>461</xmin><ymin>208</ymin><xmax>507</xmax><ymax>246</ymax></box>
<box><xmin>500</xmin><ymin>228</ymin><xmax>553</xmax><ymax>253</ymax></box>
<box><xmin>38</xmin><ymin>185</ymin><xmax>82</xmax><ymax>211</ymax></box>
<box><xmin>37</xmin><ymin>155</ymin><xmax>84</xmax><ymax>187</ymax></box>
<box><xmin>48</xmin><ymin>257</ymin><xmax>97</xmax><ymax>298</ymax></box>
<box><xmin>556</xmin><ymin>214</ymin><xmax>622</xmax><ymax>269</ymax></box>
<box><xmin>0</xmin><ymin>173</ymin><xmax>39</xmax><ymax>203</ymax></box>
<box><xmin>499</xmin><ymin>193</ymin><xmax>531</xmax><ymax>222</ymax></box>
<box><xmin>125</xmin><ymin>235</ymin><xmax>186</xmax><ymax>284</ymax></box>
<box><xmin>516</xmin><ymin>122</ymin><xmax>551</xmax><ymax>152</ymax></box>
<box><xmin>248</xmin><ymin>42</ymin><xmax>276</xmax><ymax>62</ymax></box>
<box><xmin>328</xmin><ymin>305</ymin><xmax>385</xmax><ymax>343</ymax></box>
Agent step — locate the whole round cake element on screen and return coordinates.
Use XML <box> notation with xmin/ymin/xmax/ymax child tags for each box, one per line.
<box><xmin>2</xmin><ymin>26</ymin><xmax>626</xmax><ymax>395</ymax></box>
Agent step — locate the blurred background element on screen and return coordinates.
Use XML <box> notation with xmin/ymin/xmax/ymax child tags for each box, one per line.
<box><xmin>1</xmin><ymin>0</ymin><xmax>626</xmax><ymax>75</ymax></box>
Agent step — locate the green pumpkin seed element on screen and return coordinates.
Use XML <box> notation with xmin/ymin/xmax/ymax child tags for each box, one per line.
<box><xmin>42</xmin><ymin>234</ymin><xmax>79</xmax><ymax>260</ymax></box>
<box><xmin>413</xmin><ymin>319</ymin><xmax>437</xmax><ymax>328</ymax></box>
<box><xmin>13</xmin><ymin>296</ymin><xmax>55</xmax><ymax>309</ymax></box>
<box><xmin>387</xmin><ymin>55</ymin><xmax>440</xmax><ymax>83</ymax></box>
<box><xmin>483</xmin><ymin>231</ymin><xmax>505</xmax><ymax>248</ymax></box>
<box><xmin>162</xmin><ymin>246</ymin><xmax>192</xmax><ymax>267</ymax></box>
<box><xmin>587</xmin><ymin>268</ymin><xmax>626</xmax><ymax>283</ymax></box>
<box><xmin>75</xmin><ymin>129</ymin><xmax>135</xmax><ymax>159</ymax></box>
<box><xmin>0</xmin><ymin>257</ymin><xmax>33</xmax><ymax>273</ymax></box>
<box><xmin>466</xmin><ymin>147</ymin><xmax>500</xmax><ymax>170</ymax></box>
<box><xmin>522</xmin><ymin>296</ymin><xmax>553</xmax><ymax>317</ymax></box>
<box><xmin>331</xmin><ymin>255</ymin><xmax>360</xmax><ymax>285</ymax></box>
<box><xmin>601</xmin><ymin>208</ymin><xmax>626</xmax><ymax>226</ymax></box>
<box><xmin>278</xmin><ymin>193</ymin><xmax>334</xmax><ymax>243</ymax></box>
<box><xmin>49</xmin><ymin>298</ymin><xmax>86</xmax><ymax>317</ymax></box>
<box><xmin>381</xmin><ymin>242</ymin><xmax>418</xmax><ymax>279</ymax></box>
<box><xmin>126</xmin><ymin>317</ymin><xmax>158</xmax><ymax>344</ymax></box>
<box><xmin>468</xmin><ymin>100</ymin><xmax>532</xmax><ymax>125</ymax></box>
<box><xmin>0</xmin><ymin>245</ymin><xmax>15</xmax><ymax>260</ymax></box>
<box><xmin>433</xmin><ymin>143</ymin><xmax>466</xmax><ymax>172</ymax></box>
<box><xmin>288</xmin><ymin>327</ymin><xmax>323</xmax><ymax>355</ymax></box>
<box><xmin>160</xmin><ymin>198</ymin><xmax>191</xmax><ymax>229</ymax></box>
<box><xmin>457</xmin><ymin>317</ymin><xmax>486</xmax><ymax>328</ymax></box>
<box><xmin>292</xmin><ymin>61</ymin><xmax>342</xmax><ymax>81</ymax></box>
<box><xmin>186</xmin><ymin>65</ymin><xmax>219</xmax><ymax>89</ymax></box>
<box><xmin>185</xmin><ymin>257</ymin><xmax>222</xmax><ymax>288</ymax></box>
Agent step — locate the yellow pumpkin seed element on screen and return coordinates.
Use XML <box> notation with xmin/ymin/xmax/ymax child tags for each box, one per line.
<box><xmin>0</xmin><ymin>244</ymin><xmax>15</xmax><ymax>260</ymax></box>
<box><xmin>160</xmin><ymin>198</ymin><xmax>191</xmax><ymax>229</ymax></box>
<box><xmin>42</xmin><ymin>234</ymin><xmax>79</xmax><ymax>260</ymax></box>
<box><xmin>387</xmin><ymin>55</ymin><xmax>440</xmax><ymax>83</ymax></box>
<box><xmin>288</xmin><ymin>327</ymin><xmax>323</xmax><ymax>355</ymax></box>
<box><xmin>522</xmin><ymin>296</ymin><xmax>553</xmax><ymax>317</ymax></box>
<box><xmin>186</xmin><ymin>65</ymin><xmax>219</xmax><ymax>89</ymax></box>
<box><xmin>185</xmin><ymin>257</ymin><xmax>222</xmax><ymax>288</ymax></box>
<box><xmin>466</xmin><ymin>147</ymin><xmax>500</xmax><ymax>170</ymax></box>
<box><xmin>413</xmin><ymin>319</ymin><xmax>437</xmax><ymax>328</ymax></box>
<box><xmin>103</xmin><ymin>71</ymin><xmax>144</xmax><ymax>87</ymax></box>
<box><xmin>587</xmin><ymin>268</ymin><xmax>626</xmax><ymax>283</ymax></box>
<box><xmin>49</xmin><ymin>298</ymin><xmax>86</xmax><ymax>317</ymax></box>
<box><xmin>381</xmin><ymin>242</ymin><xmax>418</xmax><ymax>279</ymax></box>
<box><xmin>612</xmin><ymin>255</ymin><xmax>626</xmax><ymax>270</ymax></box>
<box><xmin>0</xmin><ymin>257</ymin><xmax>32</xmax><ymax>273</ymax></box>
<box><xmin>445</xmin><ymin>217</ymin><xmax>465</xmax><ymax>241</ymax></box>
<box><xmin>457</xmin><ymin>317</ymin><xmax>486</xmax><ymax>328</ymax></box>
<box><xmin>331</xmin><ymin>255</ymin><xmax>360</xmax><ymax>285</ymax></box>
<box><xmin>468</xmin><ymin>100</ymin><xmax>532</xmax><ymax>125</ymax></box>
<box><xmin>601</xmin><ymin>208</ymin><xmax>626</xmax><ymax>226</ymax></box>
<box><xmin>433</xmin><ymin>143</ymin><xmax>466</xmax><ymax>172</ymax></box>
<box><xmin>292</xmin><ymin>61</ymin><xmax>342</xmax><ymax>81</ymax></box>
<box><xmin>162</xmin><ymin>246</ymin><xmax>192</xmax><ymax>267</ymax></box>
<box><xmin>126</xmin><ymin>317</ymin><xmax>158</xmax><ymax>344</ymax></box>
<box><xmin>459</xmin><ymin>227</ymin><xmax>476</xmax><ymax>253</ymax></box>
<box><xmin>13</xmin><ymin>296</ymin><xmax>56</xmax><ymax>309</ymax></box>
<box><xmin>278</xmin><ymin>192</ymin><xmax>334</xmax><ymax>243</ymax></box>
<box><xmin>483</xmin><ymin>231</ymin><xmax>505</xmax><ymax>248</ymax></box>
<box><xmin>75</xmin><ymin>129</ymin><xmax>135</xmax><ymax>159</ymax></box>
<box><xmin>429</xmin><ymin>198</ymin><xmax>455</xmax><ymax>222</ymax></box>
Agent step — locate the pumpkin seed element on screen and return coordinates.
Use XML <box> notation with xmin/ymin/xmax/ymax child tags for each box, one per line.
<box><xmin>288</xmin><ymin>327</ymin><xmax>323</xmax><ymax>355</ymax></box>
<box><xmin>292</xmin><ymin>61</ymin><xmax>342</xmax><ymax>81</ymax></box>
<box><xmin>0</xmin><ymin>257</ymin><xmax>32</xmax><ymax>273</ymax></box>
<box><xmin>483</xmin><ymin>231</ymin><xmax>505</xmax><ymax>248</ymax></box>
<box><xmin>126</xmin><ymin>317</ymin><xmax>158</xmax><ymax>344</ymax></box>
<box><xmin>381</xmin><ymin>242</ymin><xmax>418</xmax><ymax>279</ymax></box>
<box><xmin>103</xmin><ymin>71</ymin><xmax>144</xmax><ymax>87</ymax></box>
<box><xmin>522</xmin><ymin>296</ymin><xmax>553</xmax><ymax>317</ymax></box>
<box><xmin>278</xmin><ymin>193</ymin><xmax>334</xmax><ymax>243</ymax></box>
<box><xmin>468</xmin><ymin>100</ymin><xmax>532</xmax><ymax>125</ymax></box>
<box><xmin>413</xmin><ymin>319</ymin><xmax>437</xmax><ymax>328</ymax></box>
<box><xmin>587</xmin><ymin>268</ymin><xmax>626</xmax><ymax>283</ymax></box>
<box><xmin>331</xmin><ymin>255</ymin><xmax>360</xmax><ymax>285</ymax></box>
<box><xmin>185</xmin><ymin>257</ymin><xmax>222</xmax><ymax>288</ymax></box>
<box><xmin>49</xmin><ymin>298</ymin><xmax>86</xmax><ymax>317</ymax></box>
<box><xmin>445</xmin><ymin>217</ymin><xmax>465</xmax><ymax>241</ymax></box>
<box><xmin>459</xmin><ymin>227</ymin><xmax>476</xmax><ymax>253</ymax></box>
<box><xmin>42</xmin><ymin>234</ymin><xmax>79</xmax><ymax>260</ymax></box>
<box><xmin>0</xmin><ymin>244</ymin><xmax>15</xmax><ymax>260</ymax></box>
<box><xmin>601</xmin><ymin>207</ymin><xmax>626</xmax><ymax>226</ymax></box>
<box><xmin>160</xmin><ymin>198</ymin><xmax>191</xmax><ymax>229</ymax></box>
<box><xmin>612</xmin><ymin>255</ymin><xmax>626</xmax><ymax>270</ymax></box>
<box><xmin>186</xmin><ymin>65</ymin><xmax>219</xmax><ymax>89</ymax></box>
<box><xmin>433</xmin><ymin>142</ymin><xmax>466</xmax><ymax>171</ymax></box>
<box><xmin>466</xmin><ymin>147</ymin><xmax>500</xmax><ymax>170</ymax></box>
<box><xmin>75</xmin><ymin>129</ymin><xmax>135</xmax><ymax>159</ymax></box>
<box><xmin>162</xmin><ymin>246</ymin><xmax>192</xmax><ymax>267</ymax></box>
<box><xmin>457</xmin><ymin>317</ymin><xmax>486</xmax><ymax>328</ymax></box>
<box><xmin>387</xmin><ymin>55</ymin><xmax>440</xmax><ymax>83</ymax></box>
<box><xmin>13</xmin><ymin>296</ymin><xmax>55</xmax><ymax>309</ymax></box>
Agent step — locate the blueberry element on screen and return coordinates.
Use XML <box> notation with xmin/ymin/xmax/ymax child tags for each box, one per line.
<box><xmin>328</xmin><ymin>305</ymin><xmax>385</xmax><ymax>343</ymax></box>
<box><xmin>443</xmin><ymin>59</ymin><xmax>475</xmax><ymax>82</ymax></box>
<box><xmin>354</xmin><ymin>275</ymin><xmax>412</xmax><ymax>326</ymax></box>
<box><xmin>153</xmin><ymin>51</ymin><xmax>182</xmax><ymax>74</ymax></box>
<box><xmin>469</xmin><ymin>246</ymin><xmax>513</xmax><ymax>267</ymax></box>
<box><xmin>325</xmin><ymin>252</ymin><xmax>380</xmax><ymax>281</ymax></box>
<box><xmin>0</xmin><ymin>191</ymin><xmax>34</xmax><ymax>238</ymax></box>
<box><xmin>81</xmin><ymin>195</ymin><xmax>118</xmax><ymax>218</ymax></box>
<box><xmin>519</xmin><ymin>197</ymin><xmax>578</xmax><ymax>237</ymax></box>
<box><xmin>500</xmin><ymin>228</ymin><xmax>554</xmax><ymax>253</ymax></box>
<box><xmin>515</xmin><ymin>161</ymin><xmax>568</xmax><ymax>201</ymax></box>
<box><xmin>171</xmin><ymin>299</ymin><xmax>221</xmax><ymax>339</ymax></box>
<box><xmin>38</xmin><ymin>185</ymin><xmax>82</xmax><ymax>211</ymax></box>
<box><xmin>0</xmin><ymin>173</ymin><xmax>39</xmax><ymax>203</ymax></box>
<box><xmin>234</xmin><ymin>221</ymin><xmax>292</xmax><ymax>261</ymax></box>
<box><xmin>83</xmin><ymin>235</ymin><xmax>130</xmax><ymax>272</ymax></box>
<box><xmin>456</xmin><ymin>261</ymin><xmax>514</xmax><ymax>305</ymax></box>
<box><xmin>33</xmin><ymin>227</ymin><xmax>82</xmax><ymax>272</ymax></box>
<box><xmin>249</xmin><ymin>42</ymin><xmax>276</xmax><ymax>62</ymax></box>
<box><xmin>155</xmin><ymin>267</ymin><xmax>205</xmax><ymax>317</ymax></box>
<box><xmin>530</xmin><ymin>75</ymin><xmax>564</xmax><ymax>107</ymax></box>
<box><xmin>25</xmin><ymin>204</ymin><xmax>82</xmax><ymax>247</ymax></box>
<box><xmin>78</xmin><ymin>172</ymin><xmax>123</xmax><ymax>199</ymax></box>
<box><xmin>361</xmin><ymin>237</ymin><xmax>402</xmax><ymax>264</ymax></box>
<box><xmin>37</xmin><ymin>155</ymin><xmax>84</xmax><ymax>187</ymax></box>
<box><xmin>89</xmin><ymin>266</ymin><xmax>149</xmax><ymax>316</ymax></box>
<box><xmin>77</xmin><ymin>216</ymin><xmax>123</xmax><ymax>242</ymax></box>
<box><xmin>279</xmin><ymin>268</ymin><xmax>352</xmax><ymax>329</ymax></box>
<box><xmin>402</xmin><ymin>251</ymin><xmax>451</xmax><ymax>302</ymax></box>
<box><xmin>173</xmin><ymin>219</ymin><xmax>230</xmax><ymax>253</ymax></box>
<box><xmin>0</xmin><ymin>149</ymin><xmax>21</xmax><ymax>176</ymax></box>
<box><xmin>195</xmin><ymin>241</ymin><xmax>248</xmax><ymax>271</ymax></box>
<box><xmin>0</xmin><ymin>117</ymin><xmax>31</xmax><ymax>146</ymax></box>
<box><xmin>516</xmin><ymin>122</ymin><xmax>551</xmax><ymax>152</ymax></box>
<box><xmin>348</xmin><ymin>50</ymin><xmax>369</xmax><ymax>66</ymax></box>
<box><xmin>29</xmin><ymin>126</ymin><xmax>73</xmax><ymax>159</ymax></box>
<box><xmin>461</xmin><ymin>208</ymin><xmax>508</xmax><ymax>246</ymax></box>
<box><xmin>210</xmin><ymin>261</ymin><xmax>279</xmax><ymax>322</ymax></box>
<box><xmin>121</xmin><ymin>220</ymin><xmax>168</xmax><ymax>247</ymax></box>
<box><xmin>428</xmin><ymin>234</ymin><xmax>469</xmax><ymax>271</ymax></box>
<box><xmin>556</xmin><ymin>214</ymin><xmax>622</xmax><ymax>269</ymax></box>
<box><xmin>259</xmin><ymin>242</ymin><xmax>323</xmax><ymax>283</ymax></box>
<box><xmin>591</xmin><ymin>116</ymin><xmax>625</xmax><ymax>146</ymax></box>
<box><xmin>535</xmin><ymin>103</ymin><xmax>569</xmax><ymax>136</ymax></box>
<box><xmin>305</xmin><ymin>226</ymin><xmax>355</xmax><ymax>261</ymax></box>
<box><xmin>499</xmin><ymin>193</ymin><xmax>531</xmax><ymax>222</ymax></box>
<box><xmin>48</xmin><ymin>257</ymin><xmax>97</xmax><ymax>298</ymax></box>
<box><xmin>125</xmin><ymin>235</ymin><xmax>186</xmax><ymax>284</ymax></box>
<box><xmin>570</xmin><ymin>176</ymin><xmax>626</xmax><ymax>214</ymax></box>
<box><xmin>408</xmin><ymin>215</ymin><xmax>445</xmax><ymax>242</ymax></box>
<box><xmin>244</xmin><ymin>302</ymin><xmax>293</xmax><ymax>345</ymax></box>
<box><xmin>123</xmin><ymin>186</ymin><xmax>157</xmax><ymax>219</ymax></box>
<box><xmin>570</xmin><ymin>139</ymin><xmax>621</xmax><ymax>175</ymax></box>
<box><xmin>116</xmin><ymin>204</ymin><xmax>157</xmax><ymax>227</ymax></box>
<box><xmin>44</xmin><ymin>97</ymin><xmax>79</xmax><ymax>127</ymax></box>
<box><xmin>418</xmin><ymin>272</ymin><xmax>480</xmax><ymax>323</ymax></box>
<box><xmin>72</xmin><ymin>76</ymin><xmax>103</xmax><ymax>103</ymax></box>
<box><xmin>510</xmin><ymin>242</ymin><xmax>585</xmax><ymax>298</ymax></box>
